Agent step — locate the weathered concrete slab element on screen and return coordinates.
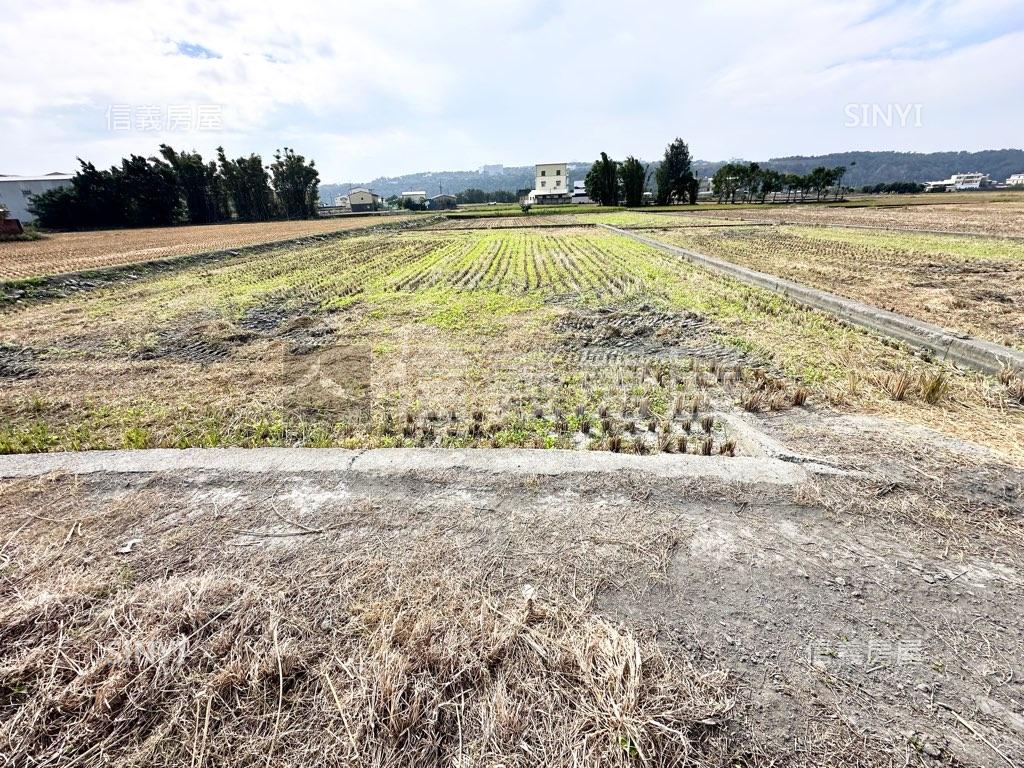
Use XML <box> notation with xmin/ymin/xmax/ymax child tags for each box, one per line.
<box><xmin>0</xmin><ymin>447</ymin><xmax>808</xmax><ymax>485</ymax></box>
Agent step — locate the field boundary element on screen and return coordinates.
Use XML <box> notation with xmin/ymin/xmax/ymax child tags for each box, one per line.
<box><xmin>0</xmin><ymin>216</ymin><xmax>438</xmax><ymax>308</ymax></box>
<box><xmin>0</xmin><ymin>447</ymin><xmax>808</xmax><ymax>485</ymax></box>
<box><xmin>602</xmin><ymin>223</ymin><xmax>1024</xmax><ymax>377</ymax></box>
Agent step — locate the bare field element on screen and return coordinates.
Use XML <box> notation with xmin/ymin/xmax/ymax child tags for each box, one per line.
<box><xmin>644</xmin><ymin>200</ymin><xmax>1024</xmax><ymax>238</ymax></box>
<box><xmin>0</xmin><ymin>214</ymin><xmax>417</xmax><ymax>282</ymax></box>
<box><xmin>633</xmin><ymin>223</ymin><xmax>1024</xmax><ymax>350</ymax></box>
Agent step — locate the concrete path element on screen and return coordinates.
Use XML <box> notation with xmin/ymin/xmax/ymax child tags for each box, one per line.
<box><xmin>0</xmin><ymin>447</ymin><xmax>808</xmax><ymax>485</ymax></box>
<box><xmin>603</xmin><ymin>223</ymin><xmax>1024</xmax><ymax>377</ymax></box>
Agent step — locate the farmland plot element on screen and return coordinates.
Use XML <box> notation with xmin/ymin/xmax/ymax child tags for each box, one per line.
<box><xmin>0</xmin><ymin>214</ymin><xmax>417</xmax><ymax>282</ymax></box>
<box><xmin>1</xmin><ymin>225</ymin><xmax>1022</xmax><ymax>460</ymax></box>
<box><xmin>636</xmin><ymin>224</ymin><xmax>1024</xmax><ymax>349</ymax></box>
<box><xmin>639</xmin><ymin>200</ymin><xmax>1024</xmax><ymax>238</ymax></box>
<box><xmin>423</xmin><ymin>212</ymin><xmax>747</xmax><ymax>230</ymax></box>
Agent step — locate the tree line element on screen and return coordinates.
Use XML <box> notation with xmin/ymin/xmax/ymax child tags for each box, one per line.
<box><xmin>711</xmin><ymin>163</ymin><xmax>847</xmax><ymax>204</ymax></box>
<box><xmin>454</xmin><ymin>188</ymin><xmax>518</xmax><ymax>205</ymax></box>
<box><xmin>583</xmin><ymin>138</ymin><xmax>700</xmax><ymax>207</ymax></box>
<box><xmin>859</xmin><ymin>181</ymin><xmax>925</xmax><ymax>194</ymax></box>
<box><xmin>29</xmin><ymin>145</ymin><xmax>320</xmax><ymax>230</ymax></box>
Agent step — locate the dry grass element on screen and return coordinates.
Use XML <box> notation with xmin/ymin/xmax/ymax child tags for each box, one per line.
<box><xmin>880</xmin><ymin>370</ymin><xmax>912</xmax><ymax>401</ymax></box>
<box><xmin>0</xmin><ymin>573</ymin><xmax>734</xmax><ymax>767</ymax></box>
<box><xmin>0</xmin><ymin>471</ymin><xmax>748</xmax><ymax>767</ymax></box>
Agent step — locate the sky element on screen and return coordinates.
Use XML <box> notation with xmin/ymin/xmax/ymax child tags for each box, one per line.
<box><xmin>2</xmin><ymin>0</ymin><xmax>1023</xmax><ymax>182</ymax></box>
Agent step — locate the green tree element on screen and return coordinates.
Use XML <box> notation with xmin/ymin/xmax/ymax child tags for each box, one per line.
<box><xmin>618</xmin><ymin>156</ymin><xmax>648</xmax><ymax>207</ymax></box>
<box><xmin>27</xmin><ymin>186</ymin><xmax>78</xmax><ymax>229</ymax></box>
<box><xmin>117</xmin><ymin>155</ymin><xmax>182</xmax><ymax>227</ymax></box>
<box><xmin>711</xmin><ymin>163</ymin><xmax>742</xmax><ymax>203</ymax></box>
<box><xmin>157</xmin><ymin>145</ymin><xmax>226</xmax><ymax>224</ymax></box>
<box><xmin>654</xmin><ymin>138</ymin><xmax>697</xmax><ymax>205</ymax></box>
<box><xmin>270</xmin><ymin>147</ymin><xmax>320</xmax><ymax>219</ymax></box>
<box><xmin>759</xmin><ymin>169</ymin><xmax>784</xmax><ymax>203</ymax></box>
<box><xmin>30</xmin><ymin>156</ymin><xmax>181</xmax><ymax>229</ymax></box>
<box><xmin>217</xmin><ymin>147</ymin><xmax>275</xmax><ymax>221</ymax></box>
<box><xmin>585</xmin><ymin>152</ymin><xmax>619</xmax><ymax>206</ymax></box>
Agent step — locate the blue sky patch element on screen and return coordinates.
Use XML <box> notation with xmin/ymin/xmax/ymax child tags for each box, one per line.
<box><xmin>176</xmin><ymin>41</ymin><xmax>221</xmax><ymax>60</ymax></box>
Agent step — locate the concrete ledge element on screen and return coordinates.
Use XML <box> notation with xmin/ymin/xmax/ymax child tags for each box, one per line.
<box><xmin>0</xmin><ymin>447</ymin><xmax>807</xmax><ymax>485</ymax></box>
<box><xmin>602</xmin><ymin>224</ymin><xmax>1024</xmax><ymax>377</ymax></box>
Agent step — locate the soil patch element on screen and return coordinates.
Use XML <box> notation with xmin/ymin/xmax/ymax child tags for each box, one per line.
<box><xmin>556</xmin><ymin>305</ymin><xmax>751</xmax><ymax>365</ymax></box>
<box><xmin>0</xmin><ymin>343</ymin><xmax>39</xmax><ymax>380</ymax></box>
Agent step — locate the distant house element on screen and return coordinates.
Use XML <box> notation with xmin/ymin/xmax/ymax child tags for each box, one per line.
<box><xmin>347</xmin><ymin>188</ymin><xmax>380</xmax><ymax>212</ymax></box>
<box><xmin>400</xmin><ymin>190</ymin><xmax>427</xmax><ymax>205</ymax></box>
<box><xmin>571</xmin><ymin>180</ymin><xmax>592</xmax><ymax>205</ymax></box>
<box><xmin>333</xmin><ymin>194</ymin><xmax>351</xmax><ymax>209</ymax></box>
<box><xmin>1007</xmin><ymin>173</ymin><xmax>1024</xmax><ymax>187</ymax></box>
<box><xmin>0</xmin><ymin>173</ymin><xmax>74</xmax><ymax>222</ymax></box>
<box><xmin>527</xmin><ymin>163</ymin><xmax>571</xmax><ymax>205</ymax></box>
<box><xmin>427</xmin><ymin>193</ymin><xmax>457</xmax><ymax>210</ymax></box>
<box><xmin>923</xmin><ymin>172</ymin><xmax>993</xmax><ymax>192</ymax></box>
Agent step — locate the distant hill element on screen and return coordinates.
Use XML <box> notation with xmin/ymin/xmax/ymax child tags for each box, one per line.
<box><xmin>320</xmin><ymin>150</ymin><xmax>1024</xmax><ymax>202</ymax></box>
<box><xmin>760</xmin><ymin>150</ymin><xmax>1024</xmax><ymax>187</ymax></box>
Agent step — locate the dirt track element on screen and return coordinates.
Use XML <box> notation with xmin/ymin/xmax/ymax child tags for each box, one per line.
<box><xmin>2</xmin><ymin>406</ymin><xmax>1021</xmax><ymax>766</ymax></box>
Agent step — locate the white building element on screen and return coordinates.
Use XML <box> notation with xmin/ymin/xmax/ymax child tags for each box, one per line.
<box><xmin>923</xmin><ymin>172</ymin><xmax>993</xmax><ymax>192</ymax></box>
<box><xmin>400</xmin><ymin>190</ymin><xmax>427</xmax><ymax>205</ymax></box>
<box><xmin>333</xmin><ymin>194</ymin><xmax>350</xmax><ymax>209</ymax></box>
<box><xmin>1006</xmin><ymin>173</ymin><xmax>1024</xmax><ymax>187</ymax></box>
<box><xmin>0</xmin><ymin>173</ymin><xmax>74</xmax><ymax>222</ymax></box>
<box><xmin>527</xmin><ymin>162</ymin><xmax>571</xmax><ymax>204</ymax></box>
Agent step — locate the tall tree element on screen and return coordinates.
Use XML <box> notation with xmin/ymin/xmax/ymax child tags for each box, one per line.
<box><xmin>619</xmin><ymin>156</ymin><xmax>648</xmax><ymax>207</ymax></box>
<box><xmin>157</xmin><ymin>145</ymin><xmax>227</xmax><ymax>224</ymax></box>
<box><xmin>217</xmin><ymin>147</ymin><xmax>275</xmax><ymax>221</ymax></box>
<box><xmin>711</xmin><ymin>163</ymin><xmax>741</xmax><ymax>203</ymax></box>
<box><xmin>654</xmin><ymin>138</ymin><xmax>697</xmax><ymax>205</ymax></box>
<box><xmin>270</xmin><ymin>147</ymin><xmax>320</xmax><ymax>219</ymax></box>
<box><xmin>117</xmin><ymin>155</ymin><xmax>182</xmax><ymax>227</ymax></box>
<box><xmin>585</xmin><ymin>152</ymin><xmax>619</xmax><ymax>206</ymax></box>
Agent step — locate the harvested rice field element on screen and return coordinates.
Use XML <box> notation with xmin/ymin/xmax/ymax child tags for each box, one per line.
<box><xmin>2</xmin><ymin>221</ymin><xmax>1022</xmax><ymax>461</ymax></box>
<box><xmin>644</xmin><ymin>199</ymin><xmax>1024</xmax><ymax>238</ymax></box>
<box><xmin>0</xmin><ymin>214</ymin><xmax>417</xmax><ymax>282</ymax></box>
<box><xmin>619</xmin><ymin>220</ymin><xmax>1024</xmax><ymax>350</ymax></box>
<box><xmin>422</xmin><ymin>212</ymin><xmax>748</xmax><ymax>230</ymax></box>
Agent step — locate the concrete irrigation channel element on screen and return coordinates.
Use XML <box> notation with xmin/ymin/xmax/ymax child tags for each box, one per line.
<box><xmin>602</xmin><ymin>223</ymin><xmax>1024</xmax><ymax>377</ymax></box>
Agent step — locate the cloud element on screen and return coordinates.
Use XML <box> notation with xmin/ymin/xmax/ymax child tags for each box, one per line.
<box><xmin>1</xmin><ymin>0</ymin><xmax>1021</xmax><ymax>180</ymax></box>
